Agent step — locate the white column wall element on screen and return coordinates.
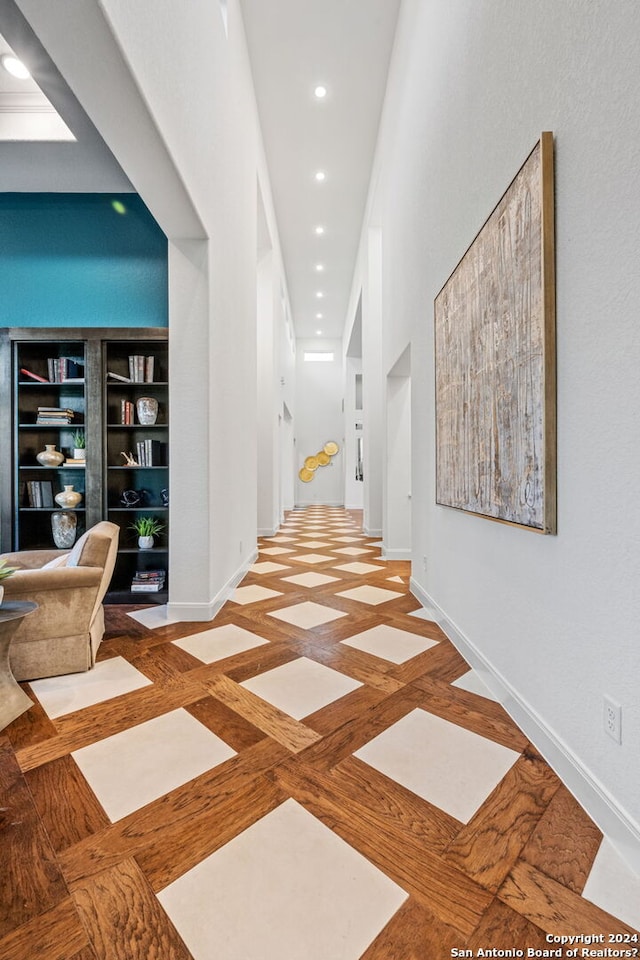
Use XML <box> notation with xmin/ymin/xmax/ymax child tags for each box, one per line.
<box><xmin>16</xmin><ymin>0</ymin><xmax>290</xmax><ymax>617</ymax></box>
<box><xmin>349</xmin><ymin>0</ymin><xmax>640</xmax><ymax>866</ymax></box>
<box><xmin>361</xmin><ymin>228</ymin><xmax>383</xmax><ymax>536</ymax></box>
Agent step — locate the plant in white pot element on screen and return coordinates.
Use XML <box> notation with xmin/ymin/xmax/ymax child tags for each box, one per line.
<box><xmin>129</xmin><ymin>516</ymin><xmax>165</xmax><ymax>550</ymax></box>
<box><xmin>72</xmin><ymin>430</ymin><xmax>86</xmax><ymax>460</ymax></box>
<box><xmin>0</xmin><ymin>558</ymin><xmax>17</xmax><ymax>605</ymax></box>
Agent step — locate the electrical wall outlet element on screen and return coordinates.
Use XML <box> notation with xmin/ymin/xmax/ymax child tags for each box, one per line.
<box><xmin>603</xmin><ymin>696</ymin><xmax>622</xmax><ymax>744</ymax></box>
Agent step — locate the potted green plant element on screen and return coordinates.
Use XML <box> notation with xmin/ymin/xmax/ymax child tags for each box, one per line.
<box><xmin>72</xmin><ymin>430</ymin><xmax>86</xmax><ymax>460</ymax></box>
<box><xmin>129</xmin><ymin>516</ymin><xmax>165</xmax><ymax>550</ymax></box>
<box><xmin>0</xmin><ymin>558</ymin><xmax>17</xmax><ymax>606</ymax></box>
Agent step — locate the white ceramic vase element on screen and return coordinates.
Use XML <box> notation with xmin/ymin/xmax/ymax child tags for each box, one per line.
<box><xmin>138</xmin><ymin>535</ymin><xmax>154</xmax><ymax>550</ymax></box>
<box><xmin>54</xmin><ymin>484</ymin><xmax>83</xmax><ymax>509</ymax></box>
<box><xmin>37</xmin><ymin>444</ymin><xmax>64</xmax><ymax>467</ymax></box>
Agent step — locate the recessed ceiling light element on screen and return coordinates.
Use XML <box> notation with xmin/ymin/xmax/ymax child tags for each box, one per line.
<box><xmin>315</xmin><ymin>264</ymin><xmax>324</xmax><ymax>272</ymax></box>
<box><xmin>314</xmin><ymin>85</ymin><xmax>327</xmax><ymax>99</ymax></box>
<box><xmin>314</xmin><ymin>225</ymin><xmax>325</xmax><ymax>235</ymax></box>
<box><xmin>314</xmin><ymin>171</ymin><xmax>326</xmax><ymax>182</ymax></box>
<box><xmin>316</xmin><ymin>329</ymin><xmax>323</xmax><ymax>335</ymax></box>
<box><xmin>316</xmin><ymin>292</ymin><xmax>324</xmax><ymax>299</ymax></box>
<box><xmin>1</xmin><ymin>54</ymin><xmax>30</xmax><ymax>80</ymax></box>
<box><xmin>316</xmin><ymin>313</ymin><xmax>323</xmax><ymax>319</ymax></box>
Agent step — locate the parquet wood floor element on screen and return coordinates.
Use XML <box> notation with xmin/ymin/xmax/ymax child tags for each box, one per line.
<box><xmin>1</xmin><ymin>507</ymin><xmax>637</xmax><ymax>959</ymax></box>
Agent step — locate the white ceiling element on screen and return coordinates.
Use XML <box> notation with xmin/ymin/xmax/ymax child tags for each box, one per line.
<box><xmin>1</xmin><ymin>0</ymin><xmax>400</xmax><ymax>341</ymax></box>
<box><xmin>240</xmin><ymin>0</ymin><xmax>400</xmax><ymax>340</ymax></box>
<box><xmin>0</xmin><ymin>30</ymin><xmax>74</xmax><ymax>140</ymax></box>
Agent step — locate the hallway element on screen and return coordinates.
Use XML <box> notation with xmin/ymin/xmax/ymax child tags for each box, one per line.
<box><xmin>1</xmin><ymin>506</ymin><xmax>637</xmax><ymax>959</ymax></box>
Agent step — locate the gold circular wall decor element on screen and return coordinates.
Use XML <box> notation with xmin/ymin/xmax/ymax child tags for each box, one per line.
<box><xmin>323</xmin><ymin>441</ymin><xmax>339</xmax><ymax>456</ymax></box>
<box><xmin>298</xmin><ymin>467</ymin><xmax>314</xmax><ymax>482</ymax></box>
<box><xmin>304</xmin><ymin>455</ymin><xmax>320</xmax><ymax>471</ymax></box>
<box><xmin>316</xmin><ymin>451</ymin><xmax>331</xmax><ymax>466</ymax></box>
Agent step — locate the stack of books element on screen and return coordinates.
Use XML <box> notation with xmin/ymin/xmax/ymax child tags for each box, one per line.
<box><xmin>36</xmin><ymin>406</ymin><xmax>76</xmax><ymax>425</ymax></box>
<box><xmin>131</xmin><ymin>569</ymin><xmax>166</xmax><ymax>592</ymax></box>
<box><xmin>120</xmin><ymin>400</ymin><xmax>135</xmax><ymax>424</ymax></box>
<box><xmin>128</xmin><ymin>355</ymin><xmax>155</xmax><ymax>383</ymax></box>
<box><xmin>135</xmin><ymin>439</ymin><xmax>166</xmax><ymax>466</ymax></box>
<box><xmin>47</xmin><ymin>357</ymin><xmax>84</xmax><ymax>383</ymax></box>
<box><xmin>24</xmin><ymin>480</ymin><xmax>54</xmax><ymax>507</ymax></box>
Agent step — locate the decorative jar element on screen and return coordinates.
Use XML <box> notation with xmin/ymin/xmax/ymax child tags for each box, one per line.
<box><xmin>136</xmin><ymin>397</ymin><xmax>159</xmax><ymax>425</ymax></box>
<box><xmin>54</xmin><ymin>485</ymin><xmax>83</xmax><ymax>509</ymax></box>
<box><xmin>36</xmin><ymin>444</ymin><xmax>64</xmax><ymax>467</ymax></box>
<box><xmin>51</xmin><ymin>511</ymin><xmax>78</xmax><ymax>548</ymax></box>
<box><xmin>138</xmin><ymin>535</ymin><xmax>154</xmax><ymax>550</ymax></box>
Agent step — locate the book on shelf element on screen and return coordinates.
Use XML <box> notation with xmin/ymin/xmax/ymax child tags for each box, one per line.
<box><xmin>36</xmin><ymin>406</ymin><xmax>75</xmax><ymax>425</ymax></box>
<box><xmin>46</xmin><ymin>357</ymin><xmax>84</xmax><ymax>383</ymax></box>
<box><xmin>64</xmin><ymin>458</ymin><xmax>86</xmax><ymax>466</ymax></box>
<box><xmin>25</xmin><ymin>480</ymin><xmax>54</xmax><ymax>508</ymax></box>
<box><xmin>120</xmin><ymin>399</ymin><xmax>135</xmax><ymax>424</ymax></box>
<box><xmin>107</xmin><ymin>370</ymin><xmax>131</xmax><ymax>383</ymax></box>
<box><xmin>20</xmin><ymin>367</ymin><xmax>49</xmax><ymax>383</ymax></box>
<box><xmin>135</xmin><ymin>439</ymin><xmax>166</xmax><ymax>467</ymax></box>
<box><xmin>131</xmin><ymin>568</ymin><xmax>166</xmax><ymax>591</ymax></box>
<box><xmin>128</xmin><ymin>355</ymin><xmax>156</xmax><ymax>383</ymax></box>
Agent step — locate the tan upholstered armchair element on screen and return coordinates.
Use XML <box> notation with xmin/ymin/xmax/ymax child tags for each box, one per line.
<box><xmin>0</xmin><ymin>521</ymin><xmax>120</xmax><ymax>681</ymax></box>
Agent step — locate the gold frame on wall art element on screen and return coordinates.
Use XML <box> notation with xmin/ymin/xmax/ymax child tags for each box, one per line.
<box><xmin>434</xmin><ymin>132</ymin><xmax>556</xmax><ymax>533</ymax></box>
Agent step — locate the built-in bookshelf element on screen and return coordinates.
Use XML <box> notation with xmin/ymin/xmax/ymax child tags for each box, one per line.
<box><xmin>0</xmin><ymin>328</ymin><xmax>168</xmax><ymax>603</ymax></box>
<box><xmin>103</xmin><ymin>338</ymin><xmax>169</xmax><ymax>603</ymax></box>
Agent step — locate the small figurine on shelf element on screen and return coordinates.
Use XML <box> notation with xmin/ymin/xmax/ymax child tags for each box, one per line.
<box><xmin>120</xmin><ymin>451</ymin><xmax>139</xmax><ymax>466</ymax></box>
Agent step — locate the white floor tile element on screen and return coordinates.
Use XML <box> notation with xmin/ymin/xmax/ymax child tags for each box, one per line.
<box><xmin>158</xmin><ymin>799</ymin><xmax>406</xmax><ymax>960</ymax></box>
<box><xmin>30</xmin><ymin>657</ymin><xmax>152</xmax><ymax>720</ymax></box>
<box><xmin>264</xmin><ymin>536</ymin><xmax>297</xmax><ymax>542</ymax></box>
<box><xmin>127</xmin><ymin>604</ymin><xmax>182</xmax><ymax>629</ymax></box>
<box><xmin>173</xmin><ymin>624</ymin><xmax>269</xmax><ymax>663</ymax></box>
<box><xmin>409</xmin><ymin>606</ymin><xmax>438</xmax><ymax>622</ymax></box>
<box><xmin>241</xmin><ymin>657</ymin><xmax>361</xmax><ymax>719</ymax></box>
<box><xmin>250</xmin><ymin>561</ymin><xmax>292</xmax><ymax>575</ymax></box>
<box><xmin>268</xmin><ymin>601</ymin><xmax>348</xmax><ymax>629</ymax></box>
<box><xmin>332</xmin><ymin>547</ymin><xmax>373</xmax><ymax>556</ymax></box>
<box><xmin>354</xmin><ymin>709</ymin><xmax>520</xmax><ymax>823</ymax></box>
<box><xmin>387</xmin><ymin>575</ymin><xmax>405</xmax><ymax>584</ymax></box>
<box><xmin>336</xmin><ymin>585</ymin><xmax>403</xmax><ymax>605</ymax></box>
<box><xmin>333</xmin><ymin>561</ymin><xmax>385</xmax><ymax>575</ymax></box>
<box><xmin>281</xmin><ymin>572</ymin><xmax>340</xmax><ymax>588</ymax></box>
<box><xmin>342</xmin><ymin>625</ymin><xmax>438</xmax><ymax>664</ymax></box>
<box><xmin>582</xmin><ymin>839</ymin><xmax>640</xmax><ymax>929</ymax></box>
<box><xmin>294</xmin><ymin>540</ymin><xmax>332</xmax><ymax>548</ymax></box>
<box><xmin>288</xmin><ymin>553</ymin><xmax>335</xmax><ymax>564</ymax></box>
<box><xmin>73</xmin><ymin>709</ymin><xmax>236</xmax><ymax>822</ymax></box>
<box><xmin>231</xmin><ymin>585</ymin><xmax>283</xmax><ymax>604</ymax></box>
<box><xmin>259</xmin><ymin>546</ymin><xmax>294</xmax><ymax>556</ymax></box>
<box><xmin>331</xmin><ymin>536</ymin><xmax>363</xmax><ymax>543</ymax></box>
<box><xmin>452</xmin><ymin>669</ymin><xmax>499</xmax><ymax>702</ymax></box>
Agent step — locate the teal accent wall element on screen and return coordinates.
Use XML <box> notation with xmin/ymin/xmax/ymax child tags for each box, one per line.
<box><xmin>0</xmin><ymin>193</ymin><xmax>168</xmax><ymax>328</ymax></box>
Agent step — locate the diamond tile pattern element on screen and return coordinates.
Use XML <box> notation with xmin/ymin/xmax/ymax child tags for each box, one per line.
<box><xmin>3</xmin><ymin>505</ymin><xmax>634</xmax><ymax>960</ymax></box>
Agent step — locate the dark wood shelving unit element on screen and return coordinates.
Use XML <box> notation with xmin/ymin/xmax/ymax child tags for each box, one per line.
<box><xmin>0</xmin><ymin>327</ymin><xmax>168</xmax><ymax>603</ymax></box>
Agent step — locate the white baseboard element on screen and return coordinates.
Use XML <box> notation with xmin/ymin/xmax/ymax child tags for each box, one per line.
<box><xmin>363</xmin><ymin>526</ymin><xmax>382</xmax><ymax>537</ymax></box>
<box><xmin>258</xmin><ymin>526</ymin><xmax>278</xmax><ymax>537</ymax></box>
<box><xmin>381</xmin><ymin>546</ymin><xmax>412</xmax><ymax>560</ymax></box>
<box><xmin>167</xmin><ymin>549</ymin><xmax>258</xmax><ymax>622</ymax></box>
<box><xmin>410</xmin><ymin>578</ymin><xmax>640</xmax><ymax>875</ymax></box>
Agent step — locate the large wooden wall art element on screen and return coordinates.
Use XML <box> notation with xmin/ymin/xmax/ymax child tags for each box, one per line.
<box><xmin>434</xmin><ymin>132</ymin><xmax>556</xmax><ymax>533</ymax></box>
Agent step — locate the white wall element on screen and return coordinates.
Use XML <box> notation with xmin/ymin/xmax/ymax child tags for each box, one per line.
<box><xmin>16</xmin><ymin>0</ymin><xmax>290</xmax><ymax>616</ymax></box>
<box><xmin>352</xmin><ymin>0</ymin><xmax>640</xmax><ymax>866</ymax></box>
<box><xmin>295</xmin><ymin>340</ymin><xmax>344</xmax><ymax>506</ymax></box>
<box><xmin>343</xmin><ymin>357</ymin><xmax>364</xmax><ymax>510</ymax></box>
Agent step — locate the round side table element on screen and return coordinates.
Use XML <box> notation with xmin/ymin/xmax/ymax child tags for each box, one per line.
<box><xmin>0</xmin><ymin>600</ymin><xmax>38</xmax><ymax>732</ymax></box>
